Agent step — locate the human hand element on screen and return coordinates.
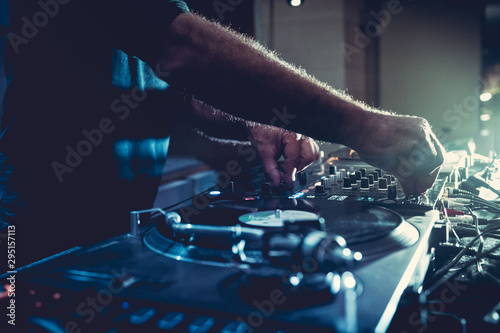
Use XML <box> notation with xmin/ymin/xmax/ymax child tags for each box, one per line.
<box><xmin>246</xmin><ymin>124</ymin><xmax>320</xmax><ymax>189</ymax></box>
<box><xmin>354</xmin><ymin>114</ymin><xmax>445</xmax><ymax>195</ymax></box>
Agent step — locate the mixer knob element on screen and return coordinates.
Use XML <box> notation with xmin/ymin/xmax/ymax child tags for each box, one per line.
<box><xmin>361</xmin><ymin>177</ymin><xmax>370</xmax><ymax>190</ymax></box>
<box><xmin>378</xmin><ymin>178</ymin><xmax>388</xmax><ymax>190</ymax></box>
<box><xmin>343</xmin><ymin>177</ymin><xmax>352</xmax><ymax>190</ymax></box>
<box><xmin>367</xmin><ymin>174</ymin><xmax>374</xmax><ymax>186</ymax></box>
<box><xmin>388</xmin><ymin>185</ymin><xmax>397</xmax><ymax>199</ymax></box>
<box><xmin>385</xmin><ymin>175</ymin><xmax>392</xmax><ymax>186</ymax></box>
<box><xmin>371</xmin><ymin>172</ymin><xmax>379</xmax><ymax>182</ymax></box>
<box><xmin>355</xmin><ymin>171</ymin><xmax>362</xmax><ymax>182</ymax></box>
<box><xmin>375</xmin><ymin>169</ymin><xmax>382</xmax><ymax>177</ymax></box>
<box><xmin>329</xmin><ymin>174</ymin><xmax>336</xmax><ymax>184</ymax></box>
<box><xmin>339</xmin><ymin>169</ymin><xmax>347</xmax><ymax>179</ymax></box>
<box><xmin>329</xmin><ymin>165</ymin><xmax>338</xmax><ymax>175</ymax></box>
<box><xmin>261</xmin><ymin>182</ymin><xmax>271</xmax><ymax>197</ymax></box>
<box><xmin>359</xmin><ymin>168</ymin><xmax>367</xmax><ymax>177</ymax></box>
<box><xmin>315</xmin><ymin>185</ymin><xmax>325</xmax><ymax>194</ymax></box>
<box><xmin>322</xmin><ymin>177</ymin><xmax>331</xmax><ymax>189</ymax></box>
<box><xmin>336</xmin><ymin>172</ymin><xmax>342</xmax><ymax>182</ymax></box>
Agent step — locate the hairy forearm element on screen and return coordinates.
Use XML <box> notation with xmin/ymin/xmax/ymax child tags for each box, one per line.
<box><xmin>184</xmin><ymin>97</ymin><xmax>250</xmax><ymax>142</ymax></box>
<box><xmin>155</xmin><ymin>13</ymin><xmax>380</xmax><ymax>150</ymax></box>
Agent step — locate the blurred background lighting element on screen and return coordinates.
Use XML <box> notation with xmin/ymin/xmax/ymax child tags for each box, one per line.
<box><xmin>288</xmin><ymin>0</ymin><xmax>303</xmax><ymax>7</ymax></box>
<box><xmin>480</xmin><ymin>113</ymin><xmax>491</xmax><ymax>121</ymax></box>
<box><xmin>480</xmin><ymin>92</ymin><xmax>493</xmax><ymax>102</ymax></box>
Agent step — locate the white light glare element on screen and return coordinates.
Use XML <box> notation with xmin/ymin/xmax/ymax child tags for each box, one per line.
<box><xmin>480</xmin><ymin>129</ymin><xmax>490</xmax><ymax>137</ymax></box>
<box><xmin>480</xmin><ymin>92</ymin><xmax>492</xmax><ymax>102</ymax></box>
<box><xmin>480</xmin><ymin>114</ymin><xmax>491</xmax><ymax>122</ymax></box>
<box><xmin>290</xmin><ymin>0</ymin><xmax>302</xmax><ymax>7</ymax></box>
<box><xmin>343</xmin><ymin>274</ymin><xmax>356</xmax><ymax>289</ymax></box>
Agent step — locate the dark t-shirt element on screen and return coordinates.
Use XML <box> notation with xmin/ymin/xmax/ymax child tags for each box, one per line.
<box><xmin>1</xmin><ymin>0</ymin><xmax>188</xmax><ymax>266</ymax></box>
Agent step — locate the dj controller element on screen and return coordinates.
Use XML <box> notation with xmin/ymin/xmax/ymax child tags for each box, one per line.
<box><xmin>1</xmin><ymin>156</ymin><xmax>454</xmax><ymax>332</ymax></box>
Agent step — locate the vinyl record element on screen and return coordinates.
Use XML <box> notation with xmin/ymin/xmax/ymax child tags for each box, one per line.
<box><xmin>144</xmin><ymin>198</ymin><xmax>419</xmax><ymax>265</ymax></box>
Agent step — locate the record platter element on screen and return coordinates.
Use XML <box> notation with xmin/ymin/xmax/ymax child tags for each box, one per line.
<box><xmin>1</xmin><ymin>188</ymin><xmax>439</xmax><ymax>332</ymax></box>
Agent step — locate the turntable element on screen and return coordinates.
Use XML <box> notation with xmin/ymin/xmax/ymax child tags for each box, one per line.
<box><xmin>1</xmin><ymin>191</ymin><xmax>439</xmax><ymax>332</ymax></box>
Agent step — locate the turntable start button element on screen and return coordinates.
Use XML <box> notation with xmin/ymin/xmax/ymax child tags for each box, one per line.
<box><xmin>158</xmin><ymin>312</ymin><xmax>185</xmax><ymax>330</ymax></box>
<box><xmin>221</xmin><ymin>321</ymin><xmax>250</xmax><ymax>333</ymax></box>
<box><xmin>189</xmin><ymin>316</ymin><xmax>216</xmax><ymax>333</ymax></box>
<box><xmin>129</xmin><ymin>307</ymin><xmax>156</xmax><ymax>325</ymax></box>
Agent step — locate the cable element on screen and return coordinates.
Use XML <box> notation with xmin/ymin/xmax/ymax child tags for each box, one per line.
<box><xmin>464</xmin><ymin>207</ymin><xmax>485</xmax><ymax>277</ymax></box>
<box><xmin>425</xmin><ymin>223</ymin><xmax>500</xmax><ymax>292</ymax></box>
<box><xmin>427</xmin><ymin>311</ymin><xmax>467</xmax><ymax>333</ymax></box>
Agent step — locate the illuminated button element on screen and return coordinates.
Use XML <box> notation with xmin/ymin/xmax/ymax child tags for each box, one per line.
<box><xmin>158</xmin><ymin>312</ymin><xmax>185</xmax><ymax>330</ymax></box>
<box><xmin>130</xmin><ymin>307</ymin><xmax>156</xmax><ymax>325</ymax></box>
<box><xmin>188</xmin><ymin>316</ymin><xmax>215</xmax><ymax>333</ymax></box>
<box><xmin>221</xmin><ymin>321</ymin><xmax>250</xmax><ymax>333</ymax></box>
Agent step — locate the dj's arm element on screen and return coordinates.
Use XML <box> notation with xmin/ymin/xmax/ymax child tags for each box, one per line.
<box><xmin>182</xmin><ymin>96</ymin><xmax>320</xmax><ymax>189</ymax></box>
<box><xmin>154</xmin><ymin>13</ymin><xmax>445</xmax><ymax>195</ymax></box>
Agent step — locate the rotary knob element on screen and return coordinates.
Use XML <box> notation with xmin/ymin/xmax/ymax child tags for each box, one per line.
<box><xmin>343</xmin><ymin>177</ymin><xmax>352</xmax><ymax>190</ymax></box>
<box><xmin>360</xmin><ymin>177</ymin><xmax>370</xmax><ymax>190</ymax></box>
<box><xmin>367</xmin><ymin>174</ymin><xmax>374</xmax><ymax>186</ymax></box>
<box><xmin>322</xmin><ymin>177</ymin><xmax>331</xmax><ymax>189</ymax></box>
<box><xmin>315</xmin><ymin>185</ymin><xmax>325</xmax><ymax>194</ymax></box>
<box><xmin>261</xmin><ymin>182</ymin><xmax>271</xmax><ymax>197</ymax></box>
<box><xmin>388</xmin><ymin>185</ymin><xmax>397</xmax><ymax>199</ymax></box>
<box><xmin>359</xmin><ymin>168</ymin><xmax>367</xmax><ymax>177</ymax></box>
<box><xmin>378</xmin><ymin>178</ymin><xmax>388</xmax><ymax>190</ymax></box>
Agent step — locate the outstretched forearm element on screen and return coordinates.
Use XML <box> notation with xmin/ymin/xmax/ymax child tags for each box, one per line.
<box><xmin>154</xmin><ymin>12</ymin><xmax>444</xmax><ymax>195</ymax></box>
<box><xmin>155</xmin><ymin>13</ymin><xmax>372</xmax><ymax>150</ymax></box>
<box><xmin>183</xmin><ymin>96</ymin><xmax>250</xmax><ymax>142</ymax></box>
